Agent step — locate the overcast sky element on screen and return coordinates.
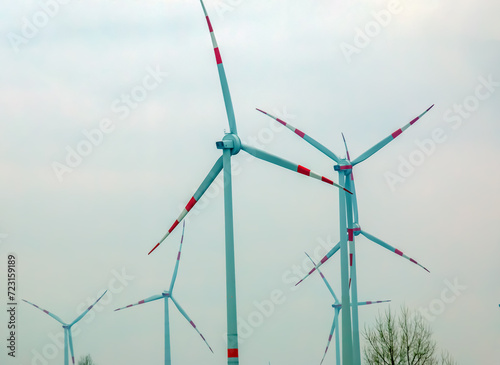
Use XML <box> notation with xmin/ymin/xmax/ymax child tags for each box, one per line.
<box><xmin>1</xmin><ymin>0</ymin><xmax>499</xmax><ymax>364</ymax></box>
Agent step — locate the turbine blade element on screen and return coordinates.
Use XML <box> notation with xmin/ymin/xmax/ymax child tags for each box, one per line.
<box><xmin>341</xmin><ymin>133</ymin><xmax>351</xmax><ymax>161</ymax></box>
<box><xmin>359</xmin><ymin>230</ymin><xmax>430</xmax><ymax>273</ymax></box>
<box><xmin>64</xmin><ymin>329</ymin><xmax>69</xmax><ymax>365</ymax></box>
<box><xmin>305</xmin><ymin>252</ymin><xmax>339</xmax><ymax>303</ymax></box>
<box><xmin>70</xmin><ymin>290</ymin><xmax>107</xmax><ymax>326</ymax></box>
<box><xmin>240</xmin><ymin>143</ymin><xmax>351</xmax><ymax>193</ymax></box>
<box><xmin>200</xmin><ymin>0</ymin><xmax>237</xmax><ymax>134</ymax></box>
<box><xmin>320</xmin><ymin>310</ymin><xmax>338</xmax><ymax>365</ymax></box>
<box><xmin>296</xmin><ymin>241</ymin><xmax>341</xmax><ymax>286</ymax></box>
<box><xmin>149</xmin><ymin>156</ymin><xmax>223</xmax><ymax>255</ymax></box>
<box><xmin>68</xmin><ymin>330</ymin><xmax>75</xmax><ymax>365</ymax></box>
<box><xmin>22</xmin><ymin>299</ymin><xmax>66</xmax><ymax>325</ymax></box>
<box><xmin>170</xmin><ymin>296</ymin><xmax>214</xmax><ymax>353</ymax></box>
<box><xmin>169</xmin><ymin>221</ymin><xmax>186</xmax><ymax>293</ymax></box>
<box><xmin>340</xmin><ymin>134</ymin><xmax>360</xmax><ymax>224</ymax></box>
<box><xmin>352</xmin><ymin>105</ymin><xmax>434</xmax><ymax>166</ymax></box>
<box><xmin>256</xmin><ymin>108</ymin><xmax>340</xmax><ymax>163</ymax></box>
<box><xmin>345</xmin><ymin>175</ymin><xmax>359</xmax><ymax>224</ymax></box>
<box><xmin>356</xmin><ymin>300</ymin><xmax>391</xmax><ymax>306</ymax></box>
<box><xmin>114</xmin><ymin>294</ymin><xmax>164</xmax><ymax>312</ymax></box>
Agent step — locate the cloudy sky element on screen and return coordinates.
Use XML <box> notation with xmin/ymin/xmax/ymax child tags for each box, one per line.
<box><xmin>1</xmin><ymin>0</ymin><xmax>499</xmax><ymax>364</ymax></box>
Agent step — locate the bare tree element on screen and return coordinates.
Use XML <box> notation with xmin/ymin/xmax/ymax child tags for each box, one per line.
<box><xmin>364</xmin><ymin>307</ymin><xmax>404</xmax><ymax>364</ymax></box>
<box><xmin>78</xmin><ymin>354</ymin><xmax>96</xmax><ymax>365</ymax></box>
<box><xmin>440</xmin><ymin>351</ymin><xmax>459</xmax><ymax>365</ymax></box>
<box><xmin>399</xmin><ymin>306</ymin><xmax>436</xmax><ymax>364</ymax></box>
<box><xmin>363</xmin><ymin>306</ymin><xmax>456</xmax><ymax>365</ymax></box>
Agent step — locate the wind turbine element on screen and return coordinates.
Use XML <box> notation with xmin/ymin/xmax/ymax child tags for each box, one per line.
<box><xmin>305</xmin><ymin>253</ymin><xmax>390</xmax><ymax>365</ymax></box>
<box><xmin>147</xmin><ymin>2</ymin><xmax>350</xmax><ymax>364</ymax></box>
<box><xmin>257</xmin><ymin>104</ymin><xmax>433</xmax><ymax>364</ymax></box>
<box><xmin>23</xmin><ymin>290</ymin><xmax>107</xmax><ymax>365</ymax></box>
<box><xmin>116</xmin><ymin>222</ymin><xmax>212</xmax><ymax>364</ymax></box>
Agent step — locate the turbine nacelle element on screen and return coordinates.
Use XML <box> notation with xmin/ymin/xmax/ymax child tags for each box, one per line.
<box><xmin>352</xmin><ymin>223</ymin><xmax>361</xmax><ymax>237</ymax></box>
<box><xmin>162</xmin><ymin>291</ymin><xmax>171</xmax><ymax>298</ymax></box>
<box><xmin>216</xmin><ymin>133</ymin><xmax>241</xmax><ymax>155</ymax></box>
<box><xmin>334</xmin><ymin>162</ymin><xmax>353</xmax><ymax>171</ymax></box>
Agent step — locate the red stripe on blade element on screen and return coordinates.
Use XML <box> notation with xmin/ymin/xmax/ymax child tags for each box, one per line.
<box><xmin>394</xmin><ymin>249</ymin><xmax>403</xmax><ymax>256</ymax></box>
<box><xmin>409</xmin><ymin>116</ymin><xmax>419</xmax><ymax>125</ymax></box>
<box><xmin>185</xmin><ymin>197</ymin><xmax>197</xmax><ymax>212</ymax></box>
<box><xmin>168</xmin><ymin>220</ymin><xmax>180</xmax><ymax>234</ymax></box>
<box><xmin>148</xmin><ymin>243</ymin><xmax>160</xmax><ymax>255</ymax></box>
<box><xmin>206</xmin><ymin>16</ymin><xmax>213</xmax><ymax>32</ymax></box>
<box><xmin>228</xmin><ymin>348</ymin><xmax>239</xmax><ymax>358</ymax></box>
<box><xmin>321</xmin><ymin>176</ymin><xmax>334</xmax><ymax>185</ymax></box>
<box><xmin>295</xmin><ymin>129</ymin><xmax>305</xmax><ymax>138</ymax></box>
<box><xmin>344</xmin><ymin>188</ymin><xmax>353</xmax><ymax>194</ymax></box>
<box><xmin>214</xmin><ymin>48</ymin><xmax>222</xmax><ymax>64</ymax></box>
<box><xmin>392</xmin><ymin>129</ymin><xmax>403</xmax><ymax>138</ymax></box>
<box><xmin>276</xmin><ymin>118</ymin><xmax>287</xmax><ymax>126</ymax></box>
<box><xmin>297</xmin><ymin>165</ymin><xmax>311</xmax><ymax>176</ymax></box>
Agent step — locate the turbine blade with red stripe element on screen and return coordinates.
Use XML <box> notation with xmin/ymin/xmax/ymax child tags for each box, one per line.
<box><xmin>352</xmin><ymin>105</ymin><xmax>434</xmax><ymax>166</ymax></box>
<box><xmin>256</xmin><ymin>108</ymin><xmax>340</xmax><ymax>163</ymax></box>
<box><xmin>70</xmin><ymin>290</ymin><xmax>108</xmax><ymax>326</ymax></box>
<box><xmin>356</xmin><ymin>300</ymin><xmax>391</xmax><ymax>306</ymax></box>
<box><xmin>296</xmin><ymin>241</ymin><xmax>341</xmax><ymax>286</ymax></box>
<box><xmin>149</xmin><ymin>156</ymin><xmax>223</xmax><ymax>255</ymax></box>
<box><xmin>240</xmin><ymin>143</ymin><xmax>351</xmax><ymax>193</ymax></box>
<box><xmin>341</xmin><ymin>133</ymin><xmax>351</xmax><ymax>161</ymax></box>
<box><xmin>169</xmin><ymin>221</ymin><xmax>186</xmax><ymax>293</ymax></box>
<box><xmin>22</xmin><ymin>299</ymin><xmax>66</xmax><ymax>325</ymax></box>
<box><xmin>200</xmin><ymin>0</ymin><xmax>237</xmax><ymax>134</ymax></box>
<box><xmin>359</xmin><ymin>230</ymin><xmax>430</xmax><ymax>273</ymax></box>
<box><xmin>344</xmin><ymin>173</ymin><xmax>359</xmax><ymax>225</ymax></box>
<box><xmin>68</xmin><ymin>330</ymin><xmax>76</xmax><ymax>365</ymax></box>
<box><xmin>114</xmin><ymin>294</ymin><xmax>164</xmax><ymax>312</ymax></box>
<box><xmin>170</xmin><ymin>296</ymin><xmax>214</xmax><ymax>353</ymax></box>
<box><xmin>320</xmin><ymin>309</ymin><xmax>339</xmax><ymax>365</ymax></box>
<box><xmin>305</xmin><ymin>252</ymin><xmax>339</xmax><ymax>303</ymax></box>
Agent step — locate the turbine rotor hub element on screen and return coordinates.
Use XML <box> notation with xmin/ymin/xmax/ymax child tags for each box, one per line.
<box><xmin>216</xmin><ymin>133</ymin><xmax>241</xmax><ymax>155</ymax></box>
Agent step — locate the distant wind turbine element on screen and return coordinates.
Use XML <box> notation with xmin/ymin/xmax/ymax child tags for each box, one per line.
<box><xmin>116</xmin><ymin>222</ymin><xmax>212</xmax><ymax>364</ymax></box>
<box><xmin>305</xmin><ymin>253</ymin><xmax>389</xmax><ymax>365</ymax></box>
<box><xmin>23</xmin><ymin>290</ymin><xmax>107</xmax><ymax>365</ymax></box>
<box><xmin>257</xmin><ymin>104</ymin><xmax>433</xmax><ymax>364</ymax></box>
